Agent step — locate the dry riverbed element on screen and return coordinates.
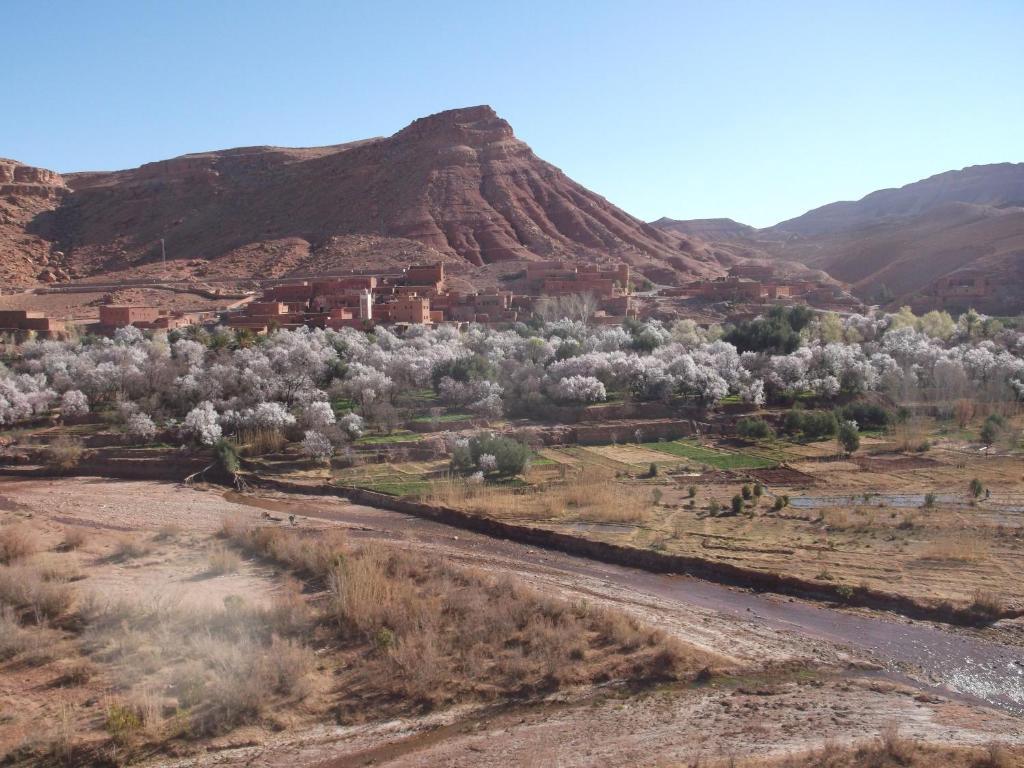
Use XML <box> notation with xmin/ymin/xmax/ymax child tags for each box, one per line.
<box><xmin>0</xmin><ymin>477</ymin><xmax>1020</xmax><ymax>766</ymax></box>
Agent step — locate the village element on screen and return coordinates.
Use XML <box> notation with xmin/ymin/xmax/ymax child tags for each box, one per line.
<box><xmin>0</xmin><ymin>260</ymin><xmax>863</xmax><ymax>338</ymax></box>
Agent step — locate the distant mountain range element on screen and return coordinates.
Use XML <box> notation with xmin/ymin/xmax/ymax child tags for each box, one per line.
<box><xmin>654</xmin><ymin>163</ymin><xmax>1024</xmax><ymax>313</ymax></box>
<box><xmin>3</xmin><ymin>108</ymin><xmax>1022</xmax><ymax>313</ymax></box>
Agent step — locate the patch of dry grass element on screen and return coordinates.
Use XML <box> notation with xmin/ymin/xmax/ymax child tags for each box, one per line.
<box><xmin>0</xmin><ymin>523</ymin><xmax>41</xmax><ymax>563</ymax></box>
<box><xmin>59</xmin><ymin>526</ymin><xmax>88</xmax><ymax>551</ymax></box>
<box><xmin>747</xmin><ymin>727</ymin><xmax>1020</xmax><ymax>767</ymax></box>
<box><xmin>205</xmin><ymin>545</ymin><xmax>243</xmax><ymax>575</ymax></box>
<box><xmin>109</xmin><ymin>535</ymin><xmax>152</xmax><ymax>561</ymax></box>
<box><xmin>45</xmin><ymin>435</ymin><xmax>85</xmax><ymax>472</ymax></box>
<box><xmin>427</xmin><ymin>467</ymin><xmax>653</xmax><ymax>524</ymax></box>
<box><xmin>918</xmin><ymin>534</ymin><xmax>991</xmax><ymax>563</ymax></box>
<box><xmin>224</xmin><ymin>522</ymin><xmax>714</xmax><ymax>710</ymax></box>
<box><xmin>0</xmin><ymin>562</ymin><xmax>75</xmax><ymax>623</ymax></box>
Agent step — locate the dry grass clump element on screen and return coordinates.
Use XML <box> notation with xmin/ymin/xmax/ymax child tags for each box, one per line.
<box><xmin>154</xmin><ymin>522</ymin><xmax>182</xmax><ymax>541</ymax></box>
<box><xmin>760</xmin><ymin>727</ymin><xmax>1020</xmax><ymax>767</ymax></box>
<box><xmin>0</xmin><ymin>562</ymin><xmax>75</xmax><ymax>623</ymax></box>
<box><xmin>45</xmin><ymin>435</ymin><xmax>85</xmax><ymax>472</ymax></box>
<box><xmin>236</xmin><ymin>427</ymin><xmax>286</xmax><ymax>456</ymax></box>
<box><xmin>59</xmin><ymin>526</ymin><xmax>88</xmax><ymax>551</ymax></box>
<box><xmin>427</xmin><ymin>467</ymin><xmax>652</xmax><ymax>524</ymax></box>
<box><xmin>967</xmin><ymin>589</ymin><xmax>1006</xmax><ymax>621</ymax></box>
<box><xmin>0</xmin><ymin>604</ymin><xmax>34</xmax><ymax>659</ymax></box>
<box><xmin>224</xmin><ymin>523</ymin><xmax>711</xmax><ymax>710</ymax></box>
<box><xmin>108</xmin><ymin>535</ymin><xmax>152</xmax><ymax>561</ymax></box>
<box><xmin>917</xmin><ymin>534</ymin><xmax>991</xmax><ymax>563</ymax></box>
<box><xmin>205</xmin><ymin>545</ymin><xmax>243</xmax><ymax>575</ymax></box>
<box><xmin>78</xmin><ymin>585</ymin><xmax>316</xmax><ymax>741</ymax></box>
<box><xmin>224</xmin><ymin>519</ymin><xmax>348</xmax><ymax>577</ymax></box>
<box><xmin>0</xmin><ymin>522</ymin><xmax>41</xmax><ymax>563</ymax></box>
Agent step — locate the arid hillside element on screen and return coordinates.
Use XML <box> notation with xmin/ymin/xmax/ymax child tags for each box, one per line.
<box><xmin>3</xmin><ymin>106</ymin><xmax>725</xmax><ymax>288</ymax></box>
<box><xmin>655</xmin><ymin>163</ymin><xmax>1024</xmax><ymax>313</ymax></box>
<box><xmin>0</xmin><ymin>159</ymin><xmax>70</xmax><ymax>287</ymax></box>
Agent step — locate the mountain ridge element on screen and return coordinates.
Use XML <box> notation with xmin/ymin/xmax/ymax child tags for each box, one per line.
<box><xmin>3</xmin><ymin>106</ymin><xmax>725</xmax><ymax>288</ymax></box>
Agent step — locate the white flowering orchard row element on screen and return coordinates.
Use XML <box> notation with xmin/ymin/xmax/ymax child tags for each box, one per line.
<box><xmin>0</xmin><ymin>311</ymin><xmax>1021</xmax><ymax>453</ymax></box>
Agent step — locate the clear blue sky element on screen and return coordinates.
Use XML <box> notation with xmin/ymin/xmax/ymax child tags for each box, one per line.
<box><xmin>5</xmin><ymin>0</ymin><xmax>1023</xmax><ymax>227</ymax></box>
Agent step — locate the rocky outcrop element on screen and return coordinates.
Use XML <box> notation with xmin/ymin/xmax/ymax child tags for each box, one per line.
<box><xmin>0</xmin><ymin>159</ymin><xmax>69</xmax><ymax>286</ymax></box>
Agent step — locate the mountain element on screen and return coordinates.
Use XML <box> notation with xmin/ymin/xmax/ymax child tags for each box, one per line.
<box><xmin>0</xmin><ymin>159</ymin><xmax>69</xmax><ymax>286</ymax></box>
<box><xmin>651</xmin><ymin>217</ymin><xmax>756</xmax><ymax>241</ymax></box>
<box><xmin>654</xmin><ymin>163</ymin><xmax>1024</xmax><ymax>313</ymax></box>
<box><xmin>4</xmin><ymin>106</ymin><xmax>722</xmax><ymax>288</ymax></box>
<box><xmin>768</xmin><ymin>163</ymin><xmax>1024</xmax><ymax>237</ymax></box>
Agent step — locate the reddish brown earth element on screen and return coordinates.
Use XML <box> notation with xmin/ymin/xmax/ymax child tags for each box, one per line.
<box><xmin>655</xmin><ymin>163</ymin><xmax>1024</xmax><ymax>313</ymax></box>
<box><xmin>0</xmin><ymin>159</ymin><xmax>70</xmax><ymax>287</ymax></box>
<box><xmin>2</xmin><ymin>106</ymin><xmax>726</xmax><ymax>290</ymax></box>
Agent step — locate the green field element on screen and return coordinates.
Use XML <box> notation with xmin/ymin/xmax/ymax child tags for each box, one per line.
<box><xmin>641</xmin><ymin>440</ymin><xmax>776</xmax><ymax>469</ymax></box>
<box><xmin>355</xmin><ymin>432</ymin><xmax>425</xmax><ymax>445</ymax></box>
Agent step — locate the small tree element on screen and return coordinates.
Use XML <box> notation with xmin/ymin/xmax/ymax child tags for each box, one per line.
<box><xmin>126</xmin><ymin>412</ymin><xmax>157</xmax><ymax>443</ymax></box>
<box><xmin>980</xmin><ymin>414</ymin><xmax>1004</xmax><ymax>446</ymax></box>
<box><xmin>301</xmin><ymin>430</ymin><xmax>334</xmax><ymax>462</ymax></box>
<box><xmin>736</xmin><ymin>417</ymin><xmax>773</xmax><ymax>441</ymax></box>
<box><xmin>837</xmin><ymin>420</ymin><xmax>860</xmax><ymax>455</ymax></box>
<box><xmin>730</xmin><ymin>495</ymin><xmax>744</xmax><ymax>515</ymax></box>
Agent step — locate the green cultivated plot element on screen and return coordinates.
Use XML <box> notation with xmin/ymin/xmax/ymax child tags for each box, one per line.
<box><xmin>642</xmin><ymin>440</ymin><xmax>776</xmax><ymax>469</ymax></box>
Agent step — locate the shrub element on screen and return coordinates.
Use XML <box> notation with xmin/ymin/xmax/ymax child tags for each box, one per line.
<box><xmin>0</xmin><ymin>565</ymin><xmax>74</xmax><ymax>623</ymax></box>
<box><xmin>0</xmin><ymin>524</ymin><xmax>40</xmax><ymax>563</ymax></box>
<box><xmin>45</xmin><ymin>436</ymin><xmax>84</xmax><ymax>472</ymax></box>
<box><xmin>214</xmin><ymin>439</ymin><xmax>240</xmax><ymax>475</ymax></box>
<box><xmin>300</xmin><ymin>430</ymin><xmax>333</xmax><ymax>461</ymax></box>
<box><xmin>753</xmin><ymin>482</ymin><xmax>763</xmax><ymax>498</ymax></box>
<box><xmin>772</xmin><ymin>497</ymin><xmax>784</xmax><ymax>511</ymax></box>
<box><xmin>980</xmin><ymin>414</ymin><xmax>1005</xmax><ymax>445</ymax></box>
<box><xmin>970</xmin><ymin>478</ymin><xmax>984</xmax><ymax>498</ymax></box>
<box><xmin>0</xmin><ymin>605</ymin><xmax>32</xmax><ymax>659</ymax></box>
<box><xmin>105</xmin><ymin>703</ymin><xmax>143</xmax><ymax>746</ymax></box>
<box><xmin>453</xmin><ymin>433</ymin><xmax>531</xmax><ymax>477</ymax></box>
<box><xmin>60</xmin><ymin>527</ymin><xmax>88</xmax><ymax>551</ymax></box>
<box><xmin>784</xmin><ymin>409</ymin><xmax>838</xmax><ymax>441</ymax></box>
<box><xmin>923</xmin><ymin>493</ymin><xmax>936</xmax><ymax>509</ymax></box>
<box><xmin>741</xmin><ymin>484</ymin><xmax>752</xmax><ymax>500</ymax></box>
<box><xmin>206</xmin><ymin>546</ymin><xmax>243</xmax><ymax>575</ymax></box>
<box><xmin>730</xmin><ymin>495</ymin><xmax>743</xmax><ymax>515</ymax></box>
<box><xmin>110</xmin><ymin>536</ymin><xmax>151</xmax><ymax>561</ymax></box>
<box><xmin>125</xmin><ymin>412</ymin><xmax>157</xmax><ymax>442</ymax></box>
<box><xmin>687</xmin><ymin>485</ymin><xmax>697</xmax><ymax>498</ymax></box>
<box><xmin>836</xmin><ymin>402</ymin><xmax>892</xmax><ymax>431</ymax></box>
<box><xmin>736</xmin><ymin>417</ymin><xmax>773</xmax><ymax>440</ymax></box>
<box><xmin>708</xmin><ymin>499</ymin><xmax>721</xmax><ymax>515</ymax></box>
<box><xmin>837</xmin><ymin>419</ymin><xmax>860</xmax><ymax>455</ymax></box>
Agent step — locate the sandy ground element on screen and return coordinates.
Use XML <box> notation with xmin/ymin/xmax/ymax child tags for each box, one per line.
<box><xmin>0</xmin><ymin>477</ymin><xmax>1020</xmax><ymax>767</ymax></box>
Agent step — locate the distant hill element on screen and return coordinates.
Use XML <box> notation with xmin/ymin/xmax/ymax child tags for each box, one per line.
<box><xmin>650</xmin><ymin>217</ymin><xmax>756</xmax><ymax>240</ymax></box>
<box><xmin>653</xmin><ymin>163</ymin><xmax>1024</xmax><ymax>313</ymax></box>
<box><xmin>767</xmin><ymin>163</ymin><xmax>1024</xmax><ymax>237</ymax></box>
<box><xmin>2</xmin><ymin>106</ymin><xmax>724</xmax><ymax>288</ymax></box>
